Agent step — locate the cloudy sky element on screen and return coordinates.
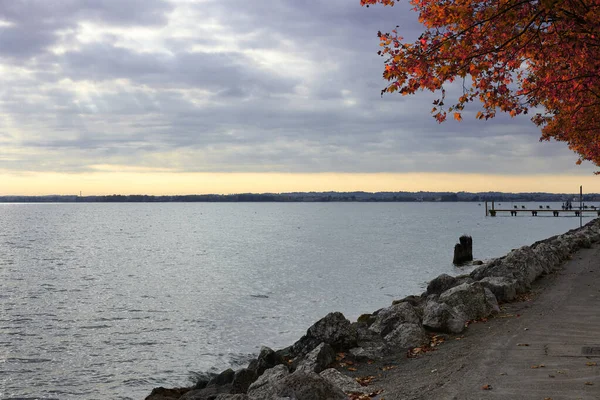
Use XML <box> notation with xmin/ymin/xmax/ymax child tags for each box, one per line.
<box><xmin>0</xmin><ymin>0</ymin><xmax>596</xmax><ymax>195</ymax></box>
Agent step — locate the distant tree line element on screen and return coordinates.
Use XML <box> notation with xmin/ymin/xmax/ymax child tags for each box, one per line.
<box><xmin>0</xmin><ymin>191</ymin><xmax>598</xmax><ymax>203</ymax></box>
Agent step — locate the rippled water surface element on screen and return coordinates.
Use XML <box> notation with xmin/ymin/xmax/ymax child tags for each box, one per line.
<box><xmin>0</xmin><ymin>202</ymin><xmax>589</xmax><ymax>399</ymax></box>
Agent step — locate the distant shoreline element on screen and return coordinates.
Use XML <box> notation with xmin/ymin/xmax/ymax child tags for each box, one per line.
<box><xmin>0</xmin><ymin>191</ymin><xmax>598</xmax><ymax>203</ymax></box>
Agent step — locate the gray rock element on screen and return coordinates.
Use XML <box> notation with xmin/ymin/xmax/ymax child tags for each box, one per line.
<box><xmin>295</xmin><ymin>342</ymin><xmax>335</xmax><ymax>374</ymax></box>
<box><xmin>248</xmin><ymin>346</ymin><xmax>284</xmax><ymax>376</ymax></box>
<box><xmin>276</xmin><ymin>371</ymin><xmax>347</xmax><ymax>400</ymax></box>
<box><xmin>320</xmin><ymin>368</ymin><xmax>369</xmax><ymax>394</ymax></box>
<box><xmin>422</xmin><ymin>300</ymin><xmax>467</xmax><ymax>334</ymax></box>
<box><xmin>426</xmin><ymin>274</ymin><xmax>457</xmax><ymax>295</ymax></box>
<box><xmin>248</xmin><ymin>367</ymin><xmax>345</xmax><ymax>400</ymax></box>
<box><xmin>231</xmin><ymin>368</ymin><xmax>258</xmax><ymax>394</ymax></box>
<box><xmin>247</xmin><ymin>365</ymin><xmax>290</xmax><ymax>400</ymax></box>
<box><xmin>383</xmin><ymin>323</ymin><xmax>428</xmax><ymax>348</ymax></box>
<box><xmin>479</xmin><ymin>276</ymin><xmax>518</xmax><ymax>302</ymax></box>
<box><xmin>207</xmin><ymin>368</ymin><xmax>235</xmax><ymax>387</ymax></box>
<box><xmin>391</xmin><ymin>295</ymin><xmax>424</xmax><ymax>307</ymax></box>
<box><xmin>145</xmin><ymin>387</ymin><xmax>191</xmax><ymax>400</ymax></box>
<box><xmin>354</xmin><ymin>322</ymin><xmax>381</xmax><ymax>343</ymax></box>
<box><xmin>470</xmin><ymin>245</ymin><xmax>549</xmax><ymax>292</ymax></box>
<box><xmin>369</xmin><ymin>302</ymin><xmax>420</xmax><ymax>337</ymax></box>
<box><xmin>356</xmin><ymin>313</ymin><xmax>376</xmax><ymax>326</ymax></box>
<box><xmin>180</xmin><ymin>385</ymin><xmax>232</xmax><ymax>400</ymax></box>
<box><xmin>439</xmin><ymin>282</ymin><xmax>499</xmax><ymax>321</ymax></box>
<box><xmin>349</xmin><ymin>345</ymin><xmax>388</xmax><ymax>361</ymax></box>
<box><xmin>192</xmin><ymin>371</ymin><xmax>218</xmax><ymax>390</ymax></box>
<box><xmin>292</xmin><ymin>312</ymin><xmax>357</xmax><ymax>355</ymax></box>
<box><xmin>215</xmin><ymin>395</ymin><xmax>249</xmax><ymax>400</ymax></box>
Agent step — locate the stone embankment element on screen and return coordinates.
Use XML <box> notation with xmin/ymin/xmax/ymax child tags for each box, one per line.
<box><xmin>146</xmin><ymin>219</ymin><xmax>600</xmax><ymax>400</ymax></box>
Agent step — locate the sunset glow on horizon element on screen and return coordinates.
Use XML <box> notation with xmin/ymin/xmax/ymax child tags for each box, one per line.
<box><xmin>0</xmin><ymin>171</ymin><xmax>596</xmax><ymax>196</ymax></box>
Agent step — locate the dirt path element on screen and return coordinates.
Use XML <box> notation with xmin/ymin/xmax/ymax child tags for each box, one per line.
<box><xmin>343</xmin><ymin>244</ymin><xmax>600</xmax><ymax>400</ymax></box>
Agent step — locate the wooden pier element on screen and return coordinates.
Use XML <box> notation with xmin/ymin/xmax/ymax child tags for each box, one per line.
<box><xmin>485</xmin><ymin>201</ymin><xmax>599</xmax><ymax>217</ymax></box>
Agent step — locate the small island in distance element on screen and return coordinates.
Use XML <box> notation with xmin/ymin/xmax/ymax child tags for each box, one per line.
<box><xmin>1</xmin><ymin>191</ymin><xmax>599</xmax><ymax>203</ymax></box>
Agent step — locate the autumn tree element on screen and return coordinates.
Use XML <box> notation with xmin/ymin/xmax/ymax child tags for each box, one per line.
<box><xmin>361</xmin><ymin>0</ymin><xmax>600</xmax><ymax>167</ymax></box>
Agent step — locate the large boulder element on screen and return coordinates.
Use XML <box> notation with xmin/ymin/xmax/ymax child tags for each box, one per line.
<box><xmin>427</xmin><ymin>274</ymin><xmax>458</xmax><ymax>295</ymax></box>
<box><xmin>192</xmin><ymin>371</ymin><xmax>218</xmax><ymax>390</ymax></box>
<box><xmin>531</xmin><ymin>242</ymin><xmax>566</xmax><ymax>270</ymax></box>
<box><xmin>369</xmin><ymin>302</ymin><xmax>420</xmax><ymax>337</ymax></box>
<box><xmin>294</xmin><ymin>342</ymin><xmax>336</xmax><ymax>374</ymax></box>
<box><xmin>422</xmin><ymin>301</ymin><xmax>467</xmax><ymax>334</ymax></box>
<box><xmin>383</xmin><ymin>323</ymin><xmax>428</xmax><ymax>348</ymax></box>
<box><xmin>180</xmin><ymin>385</ymin><xmax>231</xmax><ymax>400</ymax></box>
<box><xmin>231</xmin><ymin>368</ymin><xmax>258</xmax><ymax>394</ymax></box>
<box><xmin>292</xmin><ymin>312</ymin><xmax>357</xmax><ymax>356</ymax></box>
<box><xmin>247</xmin><ymin>367</ymin><xmax>346</xmax><ymax>400</ymax></box>
<box><xmin>391</xmin><ymin>294</ymin><xmax>424</xmax><ymax>308</ymax></box>
<box><xmin>349</xmin><ymin>344</ymin><xmax>388</xmax><ymax>361</ymax></box>
<box><xmin>145</xmin><ymin>387</ymin><xmax>191</xmax><ymax>400</ymax></box>
<box><xmin>478</xmin><ymin>276</ymin><xmax>518</xmax><ymax>302</ymax></box>
<box><xmin>247</xmin><ymin>346</ymin><xmax>284</xmax><ymax>376</ymax></box>
<box><xmin>275</xmin><ymin>372</ymin><xmax>347</xmax><ymax>400</ymax></box>
<box><xmin>470</xmin><ymin>247</ymin><xmax>543</xmax><ymax>293</ymax></box>
<box><xmin>247</xmin><ymin>365</ymin><xmax>290</xmax><ymax>400</ymax></box>
<box><xmin>320</xmin><ymin>368</ymin><xmax>369</xmax><ymax>394</ymax></box>
<box><xmin>439</xmin><ymin>282</ymin><xmax>499</xmax><ymax>320</ymax></box>
<box><xmin>207</xmin><ymin>368</ymin><xmax>235</xmax><ymax>387</ymax></box>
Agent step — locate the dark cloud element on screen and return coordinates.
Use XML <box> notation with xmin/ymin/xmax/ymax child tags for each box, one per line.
<box><xmin>0</xmin><ymin>0</ymin><xmax>172</xmax><ymax>28</ymax></box>
<box><xmin>0</xmin><ymin>0</ymin><xmax>173</xmax><ymax>58</ymax></box>
<box><xmin>57</xmin><ymin>46</ymin><xmax>298</xmax><ymax>96</ymax></box>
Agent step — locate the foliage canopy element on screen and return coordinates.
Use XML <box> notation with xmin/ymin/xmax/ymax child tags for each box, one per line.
<box><xmin>362</xmin><ymin>0</ymin><xmax>600</xmax><ymax>167</ymax></box>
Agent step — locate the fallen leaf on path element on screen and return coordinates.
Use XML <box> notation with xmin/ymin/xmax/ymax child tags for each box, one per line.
<box><xmin>585</xmin><ymin>382</ymin><xmax>594</xmax><ymax>385</ymax></box>
<box><xmin>355</xmin><ymin>375</ymin><xmax>376</xmax><ymax>386</ymax></box>
<box><xmin>381</xmin><ymin>365</ymin><xmax>396</xmax><ymax>371</ymax></box>
<box><xmin>481</xmin><ymin>384</ymin><xmax>492</xmax><ymax>390</ymax></box>
<box><xmin>586</xmin><ymin>362</ymin><xmax>597</xmax><ymax>366</ymax></box>
<box><xmin>347</xmin><ymin>389</ymin><xmax>384</xmax><ymax>400</ymax></box>
<box><xmin>429</xmin><ymin>334</ymin><xmax>445</xmax><ymax>347</ymax></box>
<box><xmin>497</xmin><ymin>314</ymin><xmax>515</xmax><ymax>318</ymax></box>
<box><xmin>517</xmin><ymin>343</ymin><xmax>530</xmax><ymax>346</ymax></box>
<box><xmin>347</xmin><ymin>367</ymin><xmax>357</xmax><ymax>371</ymax></box>
<box><xmin>531</xmin><ymin>364</ymin><xmax>545</xmax><ymax>369</ymax></box>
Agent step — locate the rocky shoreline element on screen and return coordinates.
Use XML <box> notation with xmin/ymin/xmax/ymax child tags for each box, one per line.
<box><xmin>146</xmin><ymin>219</ymin><xmax>600</xmax><ymax>400</ymax></box>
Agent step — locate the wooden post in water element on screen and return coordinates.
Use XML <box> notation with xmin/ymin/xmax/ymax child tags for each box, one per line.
<box><xmin>453</xmin><ymin>235</ymin><xmax>473</xmax><ymax>265</ymax></box>
<box><xmin>485</xmin><ymin>201</ymin><xmax>488</xmax><ymax>216</ymax></box>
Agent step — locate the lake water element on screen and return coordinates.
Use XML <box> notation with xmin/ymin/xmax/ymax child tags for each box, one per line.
<box><xmin>0</xmin><ymin>202</ymin><xmax>590</xmax><ymax>399</ymax></box>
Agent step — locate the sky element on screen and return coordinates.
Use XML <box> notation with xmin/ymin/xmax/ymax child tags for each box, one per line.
<box><xmin>0</xmin><ymin>0</ymin><xmax>596</xmax><ymax>195</ymax></box>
